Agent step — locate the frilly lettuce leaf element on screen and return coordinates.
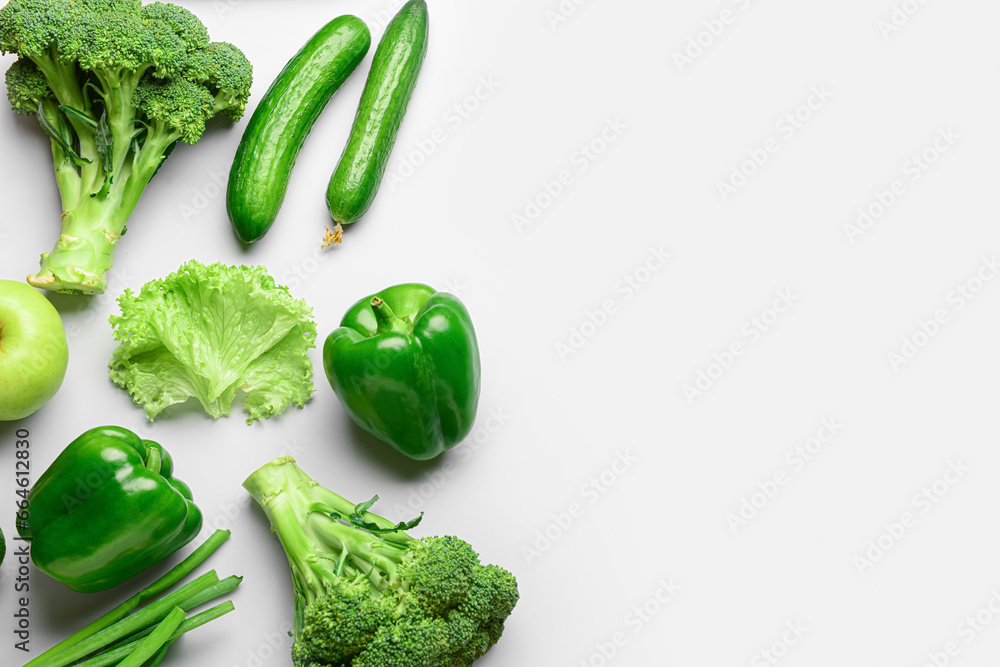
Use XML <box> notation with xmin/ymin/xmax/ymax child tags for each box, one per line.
<box><xmin>108</xmin><ymin>260</ymin><xmax>317</xmax><ymax>424</ymax></box>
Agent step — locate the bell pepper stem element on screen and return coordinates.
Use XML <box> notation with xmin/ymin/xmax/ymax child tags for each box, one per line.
<box><xmin>145</xmin><ymin>446</ymin><xmax>161</xmax><ymax>475</ymax></box>
<box><xmin>370</xmin><ymin>297</ymin><xmax>410</xmax><ymax>334</ymax></box>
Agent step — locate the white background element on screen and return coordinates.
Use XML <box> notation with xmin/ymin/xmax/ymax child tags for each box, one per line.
<box><xmin>2</xmin><ymin>0</ymin><xmax>1000</xmax><ymax>665</ymax></box>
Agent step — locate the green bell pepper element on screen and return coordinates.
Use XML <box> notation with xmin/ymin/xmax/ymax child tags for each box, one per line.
<box><xmin>17</xmin><ymin>426</ymin><xmax>203</xmax><ymax>593</ymax></box>
<box><xmin>323</xmin><ymin>283</ymin><xmax>481</xmax><ymax>460</ymax></box>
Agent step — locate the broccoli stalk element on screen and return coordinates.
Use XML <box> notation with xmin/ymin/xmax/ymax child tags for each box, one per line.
<box><xmin>243</xmin><ymin>457</ymin><xmax>520</xmax><ymax>667</ymax></box>
<box><xmin>0</xmin><ymin>0</ymin><xmax>252</xmax><ymax>294</ymax></box>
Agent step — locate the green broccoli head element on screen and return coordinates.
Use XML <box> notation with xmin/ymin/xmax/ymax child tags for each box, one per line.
<box><xmin>452</xmin><ymin>564</ymin><xmax>521</xmax><ymax>651</ymax></box>
<box><xmin>0</xmin><ymin>0</ymin><xmax>253</xmax><ymax>294</ymax></box>
<box><xmin>79</xmin><ymin>0</ymin><xmax>139</xmax><ymax>9</ymax></box>
<box><xmin>5</xmin><ymin>56</ymin><xmax>50</xmax><ymax>113</ymax></box>
<box><xmin>243</xmin><ymin>458</ymin><xmax>520</xmax><ymax>667</ymax></box>
<box><xmin>133</xmin><ymin>74</ymin><xmax>213</xmax><ymax>144</ymax></box>
<box><xmin>351</xmin><ymin>614</ymin><xmax>453</xmax><ymax>667</ymax></box>
<box><xmin>398</xmin><ymin>535</ymin><xmax>478</xmax><ymax>615</ymax></box>
<box><xmin>0</xmin><ymin>0</ymin><xmax>251</xmax><ymax>122</ymax></box>
<box><xmin>0</xmin><ymin>0</ymin><xmax>79</xmax><ymax>57</ymax></box>
<box><xmin>292</xmin><ymin>578</ymin><xmax>394</xmax><ymax>666</ymax></box>
<box><xmin>183</xmin><ymin>41</ymin><xmax>252</xmax><ymax>121</ymax></box>
<box><xmin>61</xmin><ymin>10</ymin><xmax>178</xmax><ymax>78</ymax></box>
<box><xmin>141</xmin><ymin>1</ymin><xmax>208</xmax><ymax>56</ymax></box>
<box><xmin>132</xmin><ymin>37</ymin><xmax>252</xmax><ymax>144</ymax></box>
<box><xmin>347</xmin><ymin>542</ymin><xmax>520</xmax><ymax>667</ymax></box>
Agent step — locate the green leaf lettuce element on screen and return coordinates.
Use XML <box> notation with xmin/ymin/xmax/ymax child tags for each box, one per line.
<box><xmin>109</xmin><ymin>260</ymin><xmax>317</xmax><ymax>424</ymax></box>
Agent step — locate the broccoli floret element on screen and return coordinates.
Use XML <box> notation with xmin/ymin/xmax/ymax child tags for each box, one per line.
<box><xmin>352</xmin><ymin>615</ymin><xmax>453</xmax><ymax>667</ymax></box>
<box><xmin>0</xmin><ymin>0</ymin><xmax>78</xmax><ymax>57</ymax></box>
<box><xmin>0</xmin><ymin>0</ymin><xmax>252</xmax><ymax>294</ymax></box>
<box><xmin>141</xmin><ymin>1</ymin><xmax>208</xmax><ymax>59</ymax></box>
<box><xmin>4</xmin><ymin>56</ymin><xmax>49</xmax><ymax>113</ymax></box>
<box><xmin>398</xmin><ymin>536</ymin><xmax>478</xmax><ymax>614</ymax></box>
<box><xmin>133</xmin><ymin>75</ymin><xmax>213</xmax><ymax>144</ymax></box>
<box><xmin>294</xmin><ymin>581</ymin><xmax>394</xmax><ymax>665</ymax></box>
<box><xmin>243</xmin><ymin>457</ymin><xmax>520</xmax><ymax>667</ymax></box>
<box><xmin>183</xmin><ymin>41</ymin><xmax>252</xmax><ymax>121</ymax></box>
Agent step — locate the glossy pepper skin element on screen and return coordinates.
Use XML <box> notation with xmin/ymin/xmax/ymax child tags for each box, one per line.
<box><xmin>323</xmin><ymin>283</ymin><xmax>481</xmax><ymax>460</ymax></box>
<box><xmin>17</xmin><ymin>426</ymin><xmax>202</xmax><ymax>593</ymax></box>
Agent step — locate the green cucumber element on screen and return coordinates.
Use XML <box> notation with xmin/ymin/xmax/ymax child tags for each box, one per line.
<box><xmin>227</xmin><ymin>15</ymin><xmax>371</xmax><ymax>244</ymax></box>
<box><xmin>324</xmin><ymin>0</ymin><xmax>428</xmax><ymax>244</ymax></box>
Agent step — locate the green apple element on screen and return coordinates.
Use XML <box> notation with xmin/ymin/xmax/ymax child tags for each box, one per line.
<box><xmin>0</xmin><ymin>280</ymin><xmax>69</xmax><ymax>420</ymax></box>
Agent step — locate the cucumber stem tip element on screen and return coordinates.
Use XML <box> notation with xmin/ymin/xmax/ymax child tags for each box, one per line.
<box><xmin>321</xmin><ymin>223</ymin><xmax>343</xmax><ymax>248</ymax></box>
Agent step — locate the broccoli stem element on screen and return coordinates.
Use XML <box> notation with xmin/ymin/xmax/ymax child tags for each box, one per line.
<box><xmin>33</xmin><ymin>53</ymin><xmax>104</xmax><ymax>191</ymax></box>
<box><xmin>26</xmin><ymin>190</ymin><xmax>129</xmax><ymax>294</ymax></box>
<box><xmin>25</xmin><ymin>59</ymin><xmax>180</xmax><ymax>294</ymax></box>
<box><xmin>91</xmin><ymin>69</ymin><xmax>138</xmax><ymax>174</ymax></box>
<box><xmin>243</xmin><ymin>457</ymin><xmax>412</xmax><ymax>605</ymax></box>
<box><xmin>44</xmin><ymin>103</ymin><xmax>84</xmax><ymax>212</ymax></box>
<box><xmin>32</xmin><ymin>49</ymin><xmax>87</xmax><ymax>112</ymax></box>
<box><xmin>26</xmin><ymin>128</ymin><xmax>175</xmax><ymax>294</ymax></box>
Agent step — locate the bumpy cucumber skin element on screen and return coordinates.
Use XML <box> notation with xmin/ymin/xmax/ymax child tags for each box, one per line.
<box><xmin>326</xmin><ymin>0</ymin><xmax>429</xmax><ymax>226</ymax></box>
<box><xmin>228</xmin><ymin>16</ymin><xmax>371</xmax><ymax>244</ymax></box>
